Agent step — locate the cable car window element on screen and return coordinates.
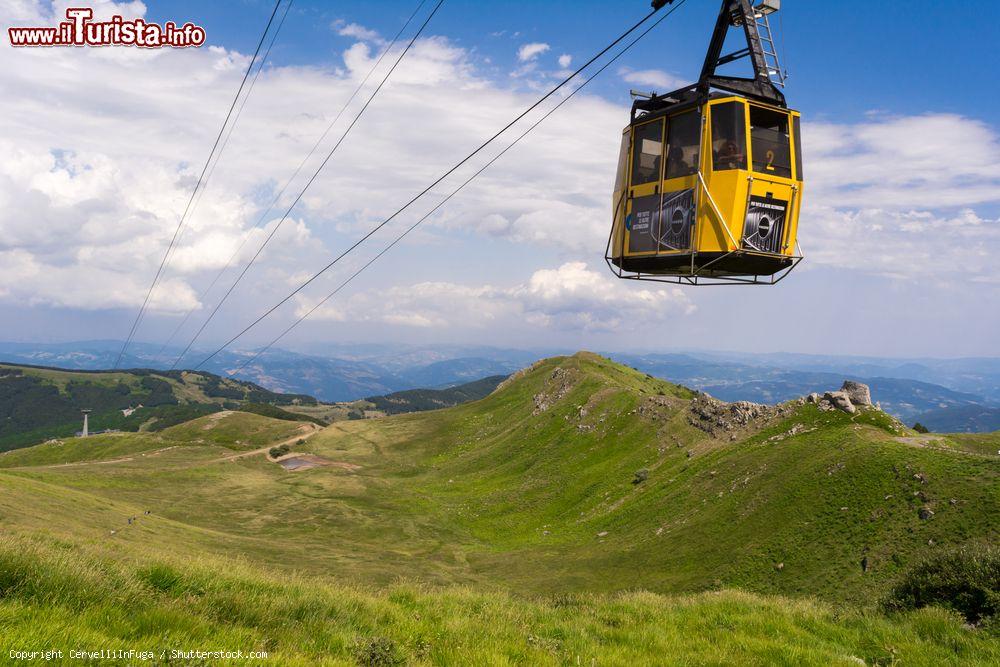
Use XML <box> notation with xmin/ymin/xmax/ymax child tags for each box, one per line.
<box><xmin>750</xmin><ymin>106</ymin><xmax>792</xmax><ymax>178</ymax></box>
<box><xmin>614</xmin><ymin>129</ymin><xmax>631</xmax><ymax>194</ymax></box>
<box><xmin>631</xmin><ymin>119</ymin><xmax>663</xmax><ymax>186</ymax></box>
<box><xmin>792</xmin><ymin>115</ymin><xmax>803</xmax><ymax>180</ymax></box>
<box><xmin>711</xmin><ymin>101</ymin><xmax>747</xmax><ymax>171</ymax></box>
<box><xmin>665</xmin><ymin>111</ymin><xmax>700</xmax><ymax>179</ymax></box>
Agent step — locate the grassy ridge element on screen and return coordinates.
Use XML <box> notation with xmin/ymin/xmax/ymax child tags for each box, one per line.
<box><xmin>159</xmin><ymin>411</ymin><xmax>316</xmax><ymax>450</ymax></box>
<box><xmin>0</xmin><ymin>431</ymin><xmax>174</xmax><ymax>468</ymax></box>
<box><xmin>290</xmin><ymin>354</ymin><xmax>997</xmax><ymax>601</ymax></box>
<box><xmin>237</xmin><ymin>402</ymin><xmax>328</xmax><ymax>426</ymax></box>
<box><xmin>1</xmin><ymin>534</ymin><xmax>996</xmax><ymax>666</ymax></box>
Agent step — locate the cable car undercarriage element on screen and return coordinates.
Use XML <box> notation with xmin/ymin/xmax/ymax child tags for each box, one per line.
<box><xmin>606</xmin><ymin>0</ymin><xmax>804</xmax><ymax>286</ymax></box>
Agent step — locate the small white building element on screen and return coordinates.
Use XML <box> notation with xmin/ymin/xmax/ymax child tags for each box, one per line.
<box><xmin>121</xmin><ymin>404</ymin><xmax>144</xmax><ymax>418</ymax></box>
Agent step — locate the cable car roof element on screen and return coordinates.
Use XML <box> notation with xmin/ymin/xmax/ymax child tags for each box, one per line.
<box><xmin>633</xmin><ymin>0</ymin><xmax>789</xmax><ymax>122</ymax></box>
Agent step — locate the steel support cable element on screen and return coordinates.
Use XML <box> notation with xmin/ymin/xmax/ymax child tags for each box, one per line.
<box><xmin>171</xmin><ymin>0</ymin><xmax>443</xmax><ymax>369</ymax></box>
<box><xmin>159</xmin><ymin>0</ymin><xmax>425</xmax><ymax>355</ymax></box>
<box><xmin>192</xmin><ymin>3</ymin><xmax>672</xmax><ymax>370</ymax></box>
<box><xmin>114</xmin><ymin>0</ymin><xmax>284</xmax><ymax>369</ymax></box>
<box><xmin>158</xmin><ymin>0</ymin><xmax>293</xmax><ymax>357</ymax></box>
<box><xmin>225</xmin><ymin>0</ymin><xmax>690</xmax><ymax>377</ymax></box>
<box><xmin>170</xmin><ymin>0</ymin><xmax>295</xmax><ymax>259</ymax></box>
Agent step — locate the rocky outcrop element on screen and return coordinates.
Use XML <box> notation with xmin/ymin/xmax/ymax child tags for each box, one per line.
<box><xmin>841</xmin><ymin>381</ymin><xmax>872</xmax><ymax>407</ymax></box>
<box><xmin>815</xmin><ymin>381</ymin><xmax>875</xmax><ymax>415</ymax></box>
<box><xmin>687</xmin><ymin>393</ymin><xmax>778</xmax><ymax>436</ymax></box>
<box><xmin>532</xmin><ymin>367</ymin><xmax>577</xmax><ymax>415</ymax></box>
<box><xmin>823</xmin><ymin>391</ymin><xmax>856</xmax><ymax>414</ymax></box>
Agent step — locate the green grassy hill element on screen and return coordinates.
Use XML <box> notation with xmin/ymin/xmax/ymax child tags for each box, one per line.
<box><xmin>0</xmin><ymin>363</ymin><xmax>317</xmax><ymax>452</ymax></box>
<box><xmin>0</xmin><ymin>353</ymin><xmax>997</xmax><ymax>662</ymax></box>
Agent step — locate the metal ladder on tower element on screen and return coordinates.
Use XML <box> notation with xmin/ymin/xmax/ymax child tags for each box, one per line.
<box><xmin>753</xmin><ymin>1</ymin><xmax>786</xmax><ymax>87</ymax></box>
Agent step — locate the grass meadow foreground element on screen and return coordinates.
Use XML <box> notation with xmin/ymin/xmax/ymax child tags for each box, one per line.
<box><xmin>1</xmin><ymin>535</ymin><xmax>998</xmax><ymax>665</ymax></box>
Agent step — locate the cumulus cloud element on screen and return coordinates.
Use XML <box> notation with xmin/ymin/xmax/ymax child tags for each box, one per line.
<box><xmin>558</xmin><ymin>54</ymin><xmax>572</xmax><ymax>68</ymax></box>
<box><xmin>804</xmin><ymin>113</ymin><xmax>1000</xmax><ymax>209</ymax></box>
<box><xmin>803</xmin><ymin>207</ymin><xmax>1000</xmax><ymax>282</ymax></box>
<box><xmin>332</xmin><ymin>20</ymin><xmax>380</xmax><ymax>43</ymax></box>
<box><xmin>517</xmin><ymin>42</ymin><xmax>550</xmax><ymax>62</ymax></box>
<box><xmin>296</xmin><ymin>262</ymin><xmax>694</xmax><ymax>332</ymax></box>
<box><xmin>800</xmin><ymin>114</ymin><xmax>1000</xmax><ymax>282</ymax></box>
<box><xmin>618</xmin><ymin>67</ymin><xmax>686</xmax><ymax>91</ymax></box>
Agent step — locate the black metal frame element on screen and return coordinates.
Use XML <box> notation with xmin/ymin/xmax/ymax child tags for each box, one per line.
<box><xmin>637</xmin><ymin>0</ymin><xmax>786</xmax><ymax>120</ymax></box>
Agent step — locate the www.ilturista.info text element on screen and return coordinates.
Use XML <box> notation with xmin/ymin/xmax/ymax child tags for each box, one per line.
<box><xmin>8</xmin><ymin>8</ymin><xmax>206</xmax><ymax>48</ymax></box>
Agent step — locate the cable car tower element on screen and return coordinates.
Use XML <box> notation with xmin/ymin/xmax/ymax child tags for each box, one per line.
<box><xmin>607</xmin><ymin>0</ymin><xmax>804</xmax><ymax>285</ymax></box>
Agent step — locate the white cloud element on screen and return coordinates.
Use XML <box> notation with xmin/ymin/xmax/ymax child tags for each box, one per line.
<box><xmin>558</xmin><ymin>54</ymin><xmax>572</xmax><ymax>68</ymax></box>
<box><xmin>332</xmin><ymin>20</ymin><xmax>380</xmax><ymax>42</ymax></box>
<box><xmin>803</xmin><ymin>207</ymin><xmax>1000</xmax><ymax>282</ymax></box>
<box><xmin>0</xmin><ymin>248</ymin><xmax>198</xmax><ymax>312</ymax></box>
<box><xmin>799</xmin><ymin>114</ymin><xmax>1000</xmax><ymax>282</ymax></box>
<box><xmin>804</xmin><ymin>113</ymin><xmax>1000</xmax><ymax>209</ymax></box>
<box><xmin>618</xmin><ymin>67</ymin><xmax>686</xmax><ymax>91</ymax></box>
<box><xmin>296</xmin><ymin>262</ymin><xmax>694</xmax><ymax>332</ymax></box>
<box><xmin>517</xmin><ymin>42</ymin><xmax>550</xmax><ymax>62</ymax></box>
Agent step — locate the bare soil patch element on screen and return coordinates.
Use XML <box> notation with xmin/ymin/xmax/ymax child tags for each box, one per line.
<box><xmin>275</xmin><ymin>454</ymin><xmax>360</xmax><ymax>472</ymax></box>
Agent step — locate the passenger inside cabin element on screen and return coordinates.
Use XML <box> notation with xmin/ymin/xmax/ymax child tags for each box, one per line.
<box><xmin>646</xmin><ymin>154</ymin><xmax>661</xmax><ymax>182</ymax></box>
<box><xmin>715</xmin><ymin>140</ymin><xmax>743</xmax><ymax>169</ymax></box>
<box><xmin>666</xmin><ymin>146</ymin><xmax>688</xmax><ymax>177</ymax></box>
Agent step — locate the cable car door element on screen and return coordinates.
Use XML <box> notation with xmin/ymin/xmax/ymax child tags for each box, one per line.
<box><xmin>624</xmin><ymin>118</ymin><xmax>664</xmax><ymax>258</ymax></box>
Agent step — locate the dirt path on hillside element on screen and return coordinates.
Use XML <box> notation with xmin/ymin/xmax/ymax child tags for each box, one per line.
<box><xmin>218</xmin><ymin>423</ymin><xmax>321</xmax><ymax>462</ymax></box>
<box><xmin>8</xmin><ymin>421</ymin><xmax>365</xmax><ymax>473</ymax></box>
<box><xmin>8</xmin><ymin>445</ymin><xmax>181</xmax><ymax>470</ymax></box>
<box><xmin>9</xmin><ymin>423</ymin><xmax>322</xmax><ymax>471</ymax></box>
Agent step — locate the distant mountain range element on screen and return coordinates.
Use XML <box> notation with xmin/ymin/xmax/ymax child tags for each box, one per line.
<box><xmin>1</xmin><ymin>341</ymin><xmax>998</xmax><ymax>432</ymax></box>
<box><xmin>0</xmin><ymin>341</ymin><xmax>537</xmax><ymax>401</ymax></box>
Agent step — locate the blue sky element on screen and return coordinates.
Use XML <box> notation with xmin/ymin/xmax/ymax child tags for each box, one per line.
<box><xmin>147</xmin><ymin>0</ymin><xmax>1000</xmax><ymax>128</ymax></box>
<box><xmin>1</xmin><ymin>0</ymin><xmax>998</xmax><ymax>359</ymax></box>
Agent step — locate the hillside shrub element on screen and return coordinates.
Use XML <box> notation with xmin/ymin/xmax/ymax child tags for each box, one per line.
<box><xmin>138</xmin><ymin>563</ymin><xmax>184</xmax><ymax>593</ymax></box>
<box><xmin>913</xmin><ymin>422</ymin><xmax>931</xmax><ymax>434</ymax></box>
<box><xmin>884</xmin><ymin>545</ymin><xmax>1000</xmax><ymax>624</ymax></box>
<box><xmin>352</xmin><ymin>636</ymin><xmax>403</xmax><ymax>666</ymax></box>
<box><xmin>269</xmin><ymin>445</ymin><xmax>290</xmax><ymax>459</ymax></box>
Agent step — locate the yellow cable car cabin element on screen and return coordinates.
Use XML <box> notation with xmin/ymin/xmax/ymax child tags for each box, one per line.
<box><xmin>607</xmin><ymin>0</ymin><xmax>804</xmax><ymax>285</ymax></box>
